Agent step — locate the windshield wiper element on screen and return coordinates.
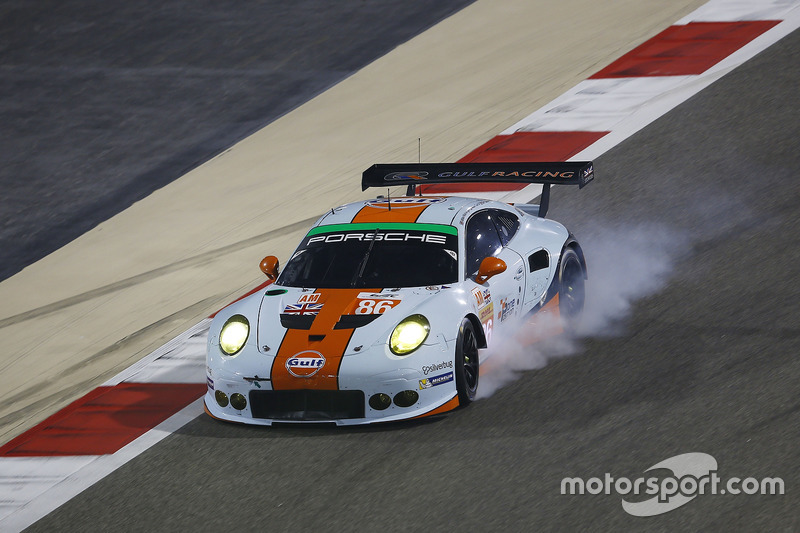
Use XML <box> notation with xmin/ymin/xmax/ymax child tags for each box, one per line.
<box><xmin>351</xmin><ymin>228</ymin><xmax>379</xmax><ymax>287</ymax></box>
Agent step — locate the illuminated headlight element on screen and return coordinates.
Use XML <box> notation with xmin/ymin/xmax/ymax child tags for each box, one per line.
<box><xmin>389</xmin><ymin>314</ymin><xmax>430</xmax><ymax>355</ymax></box>
<box><xmin>219</xmin><ymin>315</ymin><xmax>249</xmax><ymax>356</ymax></box>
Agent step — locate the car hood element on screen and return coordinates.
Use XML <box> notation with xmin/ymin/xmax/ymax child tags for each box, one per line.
<box><xmin>257</xmin><ymin>285</ymin><xmax>455</xmax><ymax>351</ymax></box>
<box><xmin>255</xmin><ymin>285</ymin><xmax>455</xmax><ymax>389</ymax></box>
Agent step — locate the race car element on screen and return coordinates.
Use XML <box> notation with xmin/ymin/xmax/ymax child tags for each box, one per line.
<box><xmin>204</xmin><ymin>161</ymin><xmax>593</xmax><ymax>425</ymax></box>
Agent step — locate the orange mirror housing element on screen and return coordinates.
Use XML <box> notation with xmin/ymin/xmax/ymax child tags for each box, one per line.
<box><xmin>475</xmin><ymin>256</ymin><xmax>507</xmax><ymax>284</ymax></box>
<box><xmin>260</xmin><ymin>255</ymin><xmax>280</xmax><ymax>280</ymax></box>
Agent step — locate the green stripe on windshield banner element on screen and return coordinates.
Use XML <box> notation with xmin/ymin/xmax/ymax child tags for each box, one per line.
<box><xmin>308</xmin><ymin>223</ymin><xmax>458</xmax><ymax>236</ymax></box>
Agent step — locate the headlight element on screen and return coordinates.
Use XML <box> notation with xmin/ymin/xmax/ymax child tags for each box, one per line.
<box><xmin>219</xmin><ymin>315</ymin><xmax>249</xmax><ymax>356</ymax></box>
<box><xmin>390</xmin><ymin>314</ymin><xmax>430</xmax><ymax>355</ymax></box>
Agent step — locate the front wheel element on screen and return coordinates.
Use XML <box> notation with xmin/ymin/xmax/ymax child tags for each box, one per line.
<box><xmin>455</xmin><ymin>318</ymin><xmax>479</xmax><ymax>405</ymax></box>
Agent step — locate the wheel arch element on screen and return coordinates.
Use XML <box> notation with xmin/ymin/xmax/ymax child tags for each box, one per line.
<box><xmin>464</xmin><ymin>312</ymin><xmax>487</xmax><ymax>349</ymax></box>
<box><xmin>564</xmin><ymin>235</ymin><xmax>587</xmax><ymax>280</ymax></box>
<box><xmin>542</xmin><ymin>236</ymin><xmax>587</xmax><ymax>303</ymax></box>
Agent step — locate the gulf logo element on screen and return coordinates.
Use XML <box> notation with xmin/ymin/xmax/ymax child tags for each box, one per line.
<box><xmin>286</xmin><ymin>350</ymin><xmax>326</xmax><ymax>378</ymax></box>
<box><xmin>384</xmin><ymin>171</ymin><xmax>429</xmax><ymax>181</ymax></box>
<box><xmin>365</xmin><ymin>197</ymin><xmax>446</xmax><ymax>209</ymax></box>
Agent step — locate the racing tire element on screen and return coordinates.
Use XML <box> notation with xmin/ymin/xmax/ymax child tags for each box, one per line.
<box><xmin>558</xmin><ymin>247</ymin><xmax>585</xmax><ymax>323</ymax></box>
<box><xmin>455</xmin><ymin>318</ymin><xmax>479</xmax><ymax>405</ymax></box>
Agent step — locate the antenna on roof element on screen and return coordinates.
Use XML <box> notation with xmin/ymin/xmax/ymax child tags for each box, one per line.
<box><xmin>418</xmin><ymin>138</ymin><xmax>423</xmax><ymax>196</ymax></box>
<box><xmin>387</xmin><ymin>188</ymin><xmax>391</xmax><ymax>211</ymax></box>
<box><xmin>406</xmin><ymin>138</ymin><xmax>422</xmax><ymax>197</ymax></box>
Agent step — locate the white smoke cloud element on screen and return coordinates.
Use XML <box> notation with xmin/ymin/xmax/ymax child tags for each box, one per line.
<box><xmin>476</xmin><ymin>223</ymin><xmax>687</xmax><ymax>399</ymax></box>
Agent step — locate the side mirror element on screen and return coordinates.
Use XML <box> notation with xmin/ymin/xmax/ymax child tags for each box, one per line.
<box><xmin>259</xmin><ymin>255</ymin><xmax>280</xmax><ymax>280</ymax></box>
<box><xmin>475</xmin><ymin>256</ymin><xmax>506</xmax><ymax>284</ymax></box>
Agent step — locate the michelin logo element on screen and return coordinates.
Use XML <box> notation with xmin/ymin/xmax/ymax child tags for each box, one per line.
<box><xmin>419</xmin><ymin>372</ymin><xmax>454</xmax><ymax>390</ymax></box>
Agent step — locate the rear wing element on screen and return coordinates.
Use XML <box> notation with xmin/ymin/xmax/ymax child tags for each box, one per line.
<box><xmin>362</xmin><ymin>161</ymin><xmax>594</xmax><ymax>218</ymax></box>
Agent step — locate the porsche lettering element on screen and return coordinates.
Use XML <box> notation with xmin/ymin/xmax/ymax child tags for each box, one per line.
<box><xmin>307</xmin><ymin>232</ymin><xmax>447</xmax><ymax>244</ymax></box>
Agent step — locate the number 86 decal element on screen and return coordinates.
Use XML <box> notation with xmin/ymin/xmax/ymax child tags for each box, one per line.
<box><xmin>355</xmin><ymin>299</ymin><xmax>399</xmax><ymax>315</ymax></box>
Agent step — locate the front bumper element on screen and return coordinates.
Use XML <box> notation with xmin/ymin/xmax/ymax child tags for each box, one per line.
<box><xmin>205</xmin><ymin>348</ymin><xmax>460</xmax><ymax>426</ymax></box>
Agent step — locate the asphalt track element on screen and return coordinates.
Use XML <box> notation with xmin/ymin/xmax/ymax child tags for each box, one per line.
<box><xmin>0</xmin><ymin>0</ymin><xmax>476</xmax><ymax>282</ymax></box>
<box><xmin>8</xmin><ymin>4</ymin><xmax>800</xmax><ymax>533</ymax></box>
<box><xmin>2</xmin><ymin>0</ymin><xmax>708</xmax><ymax>447</ymax></box>
<box><xmin>24</xmin><ymin>17</ymin><xmax>800</xmax><ymax>533</ymax></box>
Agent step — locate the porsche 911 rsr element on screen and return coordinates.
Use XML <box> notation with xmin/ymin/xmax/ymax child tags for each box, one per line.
<box><xmin>204</xmin><ymin>162</ymin><xmax>592</xmax><ymax>425</ymax></box>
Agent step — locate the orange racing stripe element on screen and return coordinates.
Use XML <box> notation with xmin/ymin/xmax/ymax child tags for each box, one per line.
<box><xmin>271</xmin><ymin>288</ymin><xmax>378</xmax><ymax>390</ymax></box>
<box><xmin>412</xmin><ymin>394</ymin><xmax>460</xmax><ymax>419</ymax></box>
<box><xmin>351</xmin><ymin>197</ymin><xmax>442</xmax><ymax>223</ymax></box>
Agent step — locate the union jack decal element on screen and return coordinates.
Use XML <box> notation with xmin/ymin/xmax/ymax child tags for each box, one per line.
<box><xmin>283</xmin><ymin>303</ymin><xmax>323</xmax><ymax>315</ymax></box>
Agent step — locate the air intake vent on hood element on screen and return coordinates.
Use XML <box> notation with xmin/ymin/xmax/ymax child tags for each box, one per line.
<box><xmin>334</xmin><ymin>314</ymin><xmax>381</xmax><ymax>330</ymax></box>
<box><xmin>280</xmin><ymin>314</ymin><xmax>315</xmax><ymax>330</ymax></box>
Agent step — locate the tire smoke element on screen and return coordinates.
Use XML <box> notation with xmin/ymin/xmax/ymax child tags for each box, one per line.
<box><xmin>476</xmin><ymin>223</ymin><xmax>687</xmax><ymax>399</ymax></box>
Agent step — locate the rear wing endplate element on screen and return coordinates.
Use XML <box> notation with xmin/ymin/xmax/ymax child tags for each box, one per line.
<box><xmin>362</xmin><ymin>161</ymin><xmax>594</xmax><ymax>218</ymax></box>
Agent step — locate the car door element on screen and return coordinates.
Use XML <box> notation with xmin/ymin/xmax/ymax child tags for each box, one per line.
<box><xmin>464</xmin><ymin>209</ymin><xmax>524</xmax><ymax>345</ymax></box>
<box><xmin>522</xmin><ymin>248</ymin><xmax>552</xmax><ymax>311</ymax></box>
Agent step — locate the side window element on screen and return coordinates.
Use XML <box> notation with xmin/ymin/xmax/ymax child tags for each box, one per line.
<box><xmin>465</xmin><ymin>211</ymin><xmax>504</xmax><ymax>276</ymax></box>
<box><xmin>491</xmin><ymin>210</ymin><xmax>520</xmax><ymax>246</ymax></box>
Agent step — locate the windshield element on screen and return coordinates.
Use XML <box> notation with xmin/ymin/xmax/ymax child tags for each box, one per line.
<box><xmin>277</xmin><ymin>223</ymin><xmax>459</xmax><ymax>288</ymax></box>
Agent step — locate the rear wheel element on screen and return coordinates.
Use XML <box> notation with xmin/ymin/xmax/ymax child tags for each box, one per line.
<box><xmin>558</xmin><ymin>247</ymin><xmax>585</xmax><ymax>323</ymax></box>
<box><xmin>455</xmin><ymin>318</ymin><xmax>479</xmax><ymax>404</ymax></box>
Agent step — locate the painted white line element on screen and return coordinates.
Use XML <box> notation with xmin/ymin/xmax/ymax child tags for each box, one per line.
<box><xmin>677</xmin><ymin>0</ymin><xmax>797</xmax><ymax>23</ymax></box>
<box><xmin>0</xmin><ymin>399</ymin><xmax>204</xmax><ymax>533</ymax></box>
<box><xmin>0</xmin><ymin>320</ymin><xmax>209</xmax><ymax>531</ymax></box>
<box><xmin>102</xmin><ymin>319</ymin><xmax>211</xmax><ymax>386</ymax></box>
<box><xmin>500</xmin><ymin>5</ymin><xmax>800</xmax><ymax>205</ymax></box>
<box><xmin>573</xmin><ymin>8</ymin><xmax>800</xmax><ymax>163</ymax></box>
<box><xmin>500</xmin><ymin>77</ymin><xmax>696</xmax><ymax>134</ymax></box>
<box><xmin>0</xmin><ymin>456</ymin><xmax>97</xmax><ymax>523</ymax></box>
<box><xmin>0</xmin><ymin>318</ymin><xmax>210</xmax><ymax>531</ymax></box>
